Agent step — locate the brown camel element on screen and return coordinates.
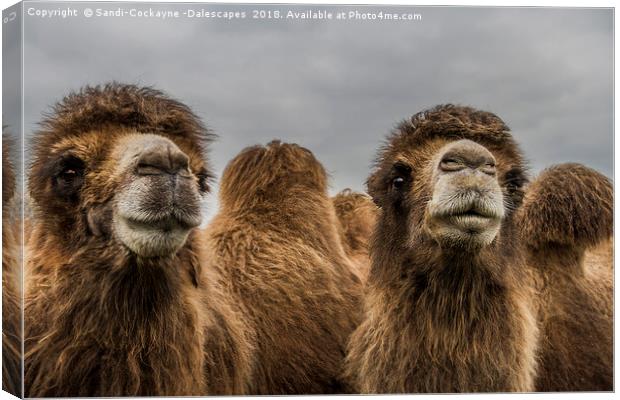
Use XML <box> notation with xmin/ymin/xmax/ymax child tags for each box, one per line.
<box><xmin>203</xmin><ymin>141</ymin><xmax>362</xmax><ymax>394</ymax></box>
<box><xmin>2</xmin><ymin>134</ymin><xmax>22</xmax><ymax>397</ymax></box>
<box><xmin>332</xmin><ymin>189</ymin><xmax>378</xmax><ymax>283</ymax></box>
<box><xmin>517</xmin><ymin>163</ymin><xmax>613</xmax><ymax>391</ymax></box>
<box><xmin>345</xmin><ymin>104</ymin><xmax>612</xmax><ymax>393</ymax></box>
<box><xmin>23</xmin><ymin>83</ymin><xmax>252</xmax><ymax>397</ymax></box>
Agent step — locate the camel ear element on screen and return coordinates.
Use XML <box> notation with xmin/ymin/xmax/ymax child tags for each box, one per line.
<box><xmin>517</xmin><ymin>163</ymin><xmax>612</xmax><ymax>250</ymax></box>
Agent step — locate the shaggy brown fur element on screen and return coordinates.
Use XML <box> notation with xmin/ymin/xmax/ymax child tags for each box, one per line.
<box><xmin>23</xmin><ymin>83</ymin><xmax>251</xmax><ymax>396</ymax></box>
<box><xmin>203</xmin><ymin>141</ymin><xmax>362</xmax><ymax>394</ymax></box>
<box><xmin>345</xmin><ymin>104</ymin><xmax>613</xmax><ymax>393</ymax></box>
<box><xmin>332</xmin><ymin>189</ymin><xmax>378</xmax><ymax>283</ymax></box>
<box><xmin>517</xmin><ymin>164</ymin><xmax>613</xmax><ymax>391</ymax></box>
<box><xmin>2</xmin><ymin>134</ymin><xmax>22</xmax><ymax>397</ymax></box>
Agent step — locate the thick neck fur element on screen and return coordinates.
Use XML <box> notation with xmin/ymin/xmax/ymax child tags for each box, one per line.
<box><xmin>358</xmin><ymin>218</ymin><xmax>538</xmax><ymax>393</ymax></box>
<box><xmin>24</xmin><ymin>228</ymin><xmax>205</xmax><ymax>396</ymax></box>
<box><xmin>372</xmin><ymin>224</ymin><xmax>518</xmax><ymax>335</ymax></box>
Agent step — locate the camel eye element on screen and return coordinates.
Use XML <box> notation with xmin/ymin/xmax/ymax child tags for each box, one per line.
<box><xmin>53</xmin><ymin>155</ymin><xmax>85</xmax><ymax>199</ymax></box>
<box><xmin>59</xmin><ymin>168</ymin><xmax>77</xmax><ymax>181</ymax></box>
<box><xmin>392</xmin><ymin>176</ymin><xmax>406</xmax><ymax>190</ymax></box>
<box><xmin>440</xmin><ymin>158</ymin><xmax>463</xmax><ymax>171</ymax></box>
<box><xmin>390</xmin><ymin>162</ymin><xmax>412</xmax><ymax>192</ymax></box>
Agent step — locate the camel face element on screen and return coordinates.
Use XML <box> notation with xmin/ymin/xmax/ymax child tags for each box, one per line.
<box><xmin>367</xmin><ymin>106</ymin><xmax>529</xmax><ymax>258</ymax></box>
<box><xmin>112</xmin><ymin>134</ymin><xmax>203</xmax><ymax>257</ymax></box>
<box><xmin>425</xmin><ymin>139</ymin><xmax>504</xmax><ymax>248</ymax></box>
<box><xmin>30</xmin><ymin>127</ymin><xmax>208</xmax><ymax>259</ymax></box>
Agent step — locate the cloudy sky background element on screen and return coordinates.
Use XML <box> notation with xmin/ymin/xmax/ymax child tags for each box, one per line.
<box><xmin>10</xmin><ymin>3</ymin><xmax>614</xmax><ymax>221</ymax></box>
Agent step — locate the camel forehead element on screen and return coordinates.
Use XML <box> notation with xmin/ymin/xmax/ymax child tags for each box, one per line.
<box><xmin>393</xmin><ymin>136</ymin><xmax>517</xmax><ymax>171</ymax></box>
<box><xmin>48</xmin><ymin>128</ymin><xmax>207</xmax><ymax>172</ymax></box>
<box><xmin>388</xmin><ymin>138</ymin><xmax>449</xmax><ymax>169</ymax></box>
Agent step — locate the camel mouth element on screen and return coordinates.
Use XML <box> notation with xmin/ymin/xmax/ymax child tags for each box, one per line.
<box><xmin>441</xmin><ymin>204</ymin><xmax>501</xmax><ymax>227</ymax></box>
<box><xmin>118</xmin><ymin>207</ymin><xmax>202</xmax><ymax>231</ymax></box>
<box><xmin>426</xmin><ymin>191</ymin><xmax>504</xmax><ymax>246</ymax></box>
<box><xmin>122</xmin><ymin>215</ymin><xmax>197</xmax><ymax>233</ymax></box>
<box><xmin>113</xmin><ymin>208</ymin><xmax>202</xmax><ymax>258</ymax></box>
<box><xmin>112</xmin><ymin>170</ymin><xmax>203</xmax><ymax>258</ymax></box>
<box><xmin>442</xmin><ymin>212</ymin><xmax>496</xmax><ymax>233</ymax></box>
<box><xmin>431</xmin><ymin>200</ymin><xmax>503</xmax><ymax>223</ymax></box>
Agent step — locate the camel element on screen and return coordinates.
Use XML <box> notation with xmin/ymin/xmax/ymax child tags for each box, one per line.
<box><xmin>517</xmin><ymin>163</ymin><xmax>613</xmax><ymax>391</ymax></box>
<box><xmin>23</xmin><ymin>83</ymin><xmax>252</xmax><ymax>396</ymax></box>
<box><xmin>2</xmin><ymin>134</ymin><xmax>22</xmax><ymax>397</ymax></box>
<box><xmin>203</xmin><ymin>141</ymin><xmax>362</xmax><ymax>394</ymax></box>
<box><xmin>332</xmin><ymin>189</ymin><xmax>378</xmax><ymax>283</ymax></box>
<box><xmin>345</xmin><ymin>104</ymin><xmax>612</xmax><ymax>393</ymax></box>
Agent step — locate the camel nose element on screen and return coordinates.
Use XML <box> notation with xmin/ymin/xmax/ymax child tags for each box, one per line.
<box><xmin>438</xmin><ymin>139</ymin><xmax>496</xmax><ymax>176</ymax></box>
<box><xmin>136</xmin><ymin>138</ymin><xmax>190</xmax><ymax>176</ymax></box>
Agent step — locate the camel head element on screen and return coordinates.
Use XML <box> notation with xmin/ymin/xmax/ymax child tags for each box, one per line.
<box><xmin>368</xmin><ymin>105</ymin><xmax>528</xmax><ymax>254</ymax></box>
<box><xmin>28</xmin><ymin>84</ymin><xmax>212</xmax><ymax>259</ymax></box>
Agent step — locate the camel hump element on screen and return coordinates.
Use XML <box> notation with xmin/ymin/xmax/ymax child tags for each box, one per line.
<box><xmin>518</xmin><ymin>163</ymin><xmax>612</xmax><ymax>250</ymax></box>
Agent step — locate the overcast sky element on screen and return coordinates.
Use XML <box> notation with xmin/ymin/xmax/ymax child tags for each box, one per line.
<box><xmin>9</xmin><ymin>3</ymin><xmax>614</xmax><ymax>221</ymax></box>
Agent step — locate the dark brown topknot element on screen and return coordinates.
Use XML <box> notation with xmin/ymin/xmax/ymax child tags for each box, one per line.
<box><xmin>394</xmin><ymin>104</ymin><xmax>512</xmax><ymax>145</ymax></box>
<box><xmin>35</xmin><ymin>82</ymin><xmax>214</xmax><ymax>155</ymax></box>
<box><xmin>372</xmin><ymin>105</ymin><xmax>525</xmax><ymax>178</ymax></box>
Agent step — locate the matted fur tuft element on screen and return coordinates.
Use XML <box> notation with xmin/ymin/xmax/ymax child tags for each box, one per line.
<box><xmin>518</xmin><ymin>163</ymin><xmax>613</xmax><ymax>249</ymax></box>
<box><xmin>400</xmin><ymin>104</ymin><xmax>511</xmax><ymax>140</ymax></box>
<box><xmin>35</xmin><ymin>82</ymin><xmax>214</xmax><ymax>156</ymax></box>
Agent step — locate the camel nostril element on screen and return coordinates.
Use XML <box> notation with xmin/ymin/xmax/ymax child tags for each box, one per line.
<box><xmin>482</xmin><ymin>162</ymin><xmax>497</xmax><ymax>176</ymax></box>
<box><xmin>136</xmin><ymin>141</ymin><xmax>190</xmax><ymax>176</ymax></box>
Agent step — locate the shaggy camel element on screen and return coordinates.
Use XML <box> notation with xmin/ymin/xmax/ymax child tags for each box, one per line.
<box><xmin>2</xmin><ymin>135</ymin><xmax>22</xmax><ymax>397</ymax></box>
<box><xmin>332</xmin><ymin>189</ymin><xmax>378</xmax><ymax>283</ymax></box>
<box><xmin>345</xmin><ymin>105</ymin><xmax>612</xmax><ymax>393</ymax></box>
<box><xmin>203</xmin><ymin>141</ymin><xmax>362</xmax><ymax>394</ymax></box>
<box><xmin>23</xmin><ymin>83</ymin><xmax>252</xmax><ymax>397</ymax></box>
<box><xmin>518</xmin><ymin>163</ymin><xmax>613</xmax><ymax>391</ymax></box>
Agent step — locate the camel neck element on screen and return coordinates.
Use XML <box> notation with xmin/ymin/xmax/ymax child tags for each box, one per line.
<box><xmin>25</xmin><ymin>241</ymin><xmax>205</xmax><ymax>396</ymax></box>
<box><xmin>369</xmin><ymin>234</ymin><xmax>522</xmax><ymax>331</ymax></box>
